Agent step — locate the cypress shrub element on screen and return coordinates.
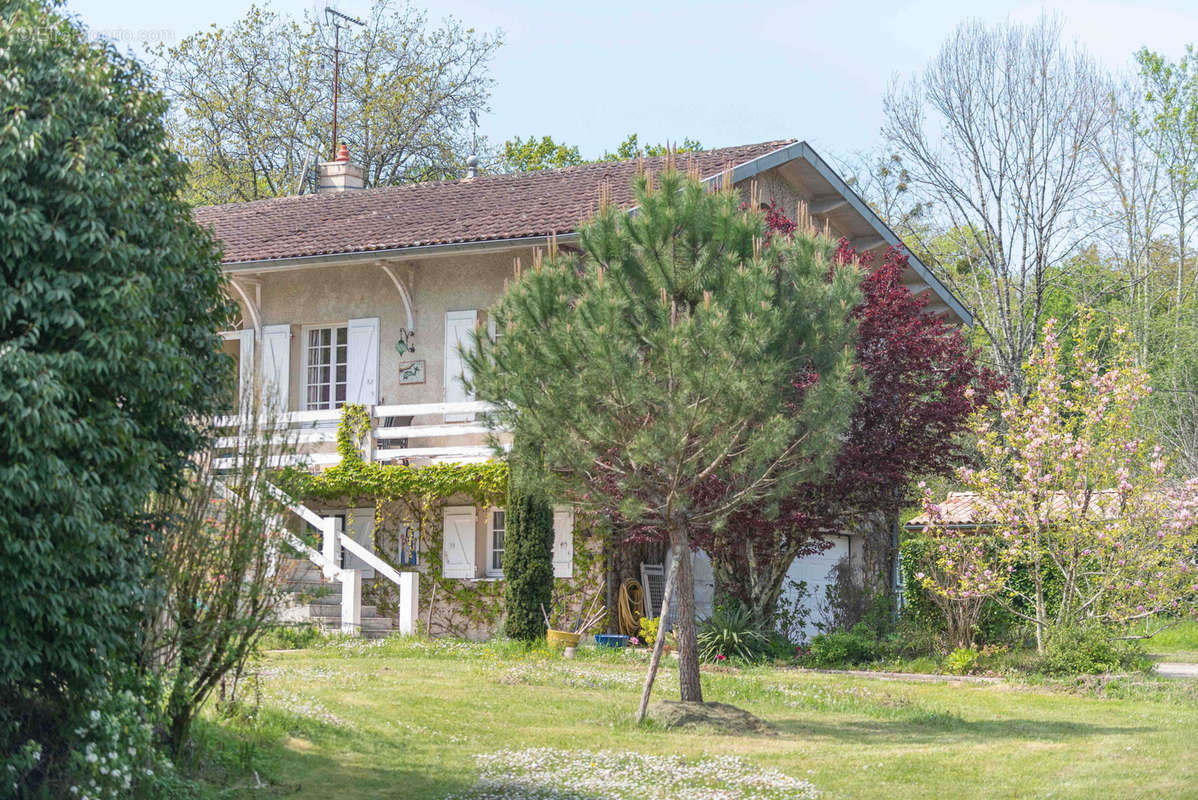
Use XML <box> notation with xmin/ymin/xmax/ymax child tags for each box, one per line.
<box><xmin>502</xmin><ymin>486</ymin><xmax>555</xmax><ymax>642</ymax></box>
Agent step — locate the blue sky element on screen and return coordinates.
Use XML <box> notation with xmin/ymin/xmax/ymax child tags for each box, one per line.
<box><xmin>65</xmin><ymin>0</ymin><xmax>1198</xmax><ymax>162</ymax></box>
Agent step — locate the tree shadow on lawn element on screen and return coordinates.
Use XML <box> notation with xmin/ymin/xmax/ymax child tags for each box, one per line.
<box><xmin>258</xmin><ymin>748</ymin><xmax>613</xmax><ymax>800</ymax></box>
<box><xmin>770</xmin><ymin>715</ymin><xmax>1153</xmax><ymax>745</ymax></box>
<box><xmin>253</xmin><ymin>747</ymin><xmax>488</xmax><ymax>799</ymax></box>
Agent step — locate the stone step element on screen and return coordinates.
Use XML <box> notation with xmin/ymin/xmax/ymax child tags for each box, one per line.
<box><xmin>284</xmin><ymin>579</ymin><xmax>339</xmax><ymax>597</ymax></box>
<box><xmin>361</xmin><ymin>627</ymin><xmax>396</xmax><ymax>640</ymax></box>
<box><xmin>311</xmin><ymin>615</ymin><xmax>393</xmax><ymax>630</ymax></box>
<box><xmin>283</xmin><ymin>568</ymin><xmax>324</xmax><ymax>582</ymax></box>
<box><xmin>303</xmin><ymin>620</ymin><xmax>394</xmax><ymax>638</ymax></box>
<box><xmin>282</xmin><ymin>566</ymin><xmax>326</xmax><ymax>580</ymax></box>
<box><xmin>306</xmin><ymin>603</ymin><xmax>378</xmax><ymax>617</ymax></box>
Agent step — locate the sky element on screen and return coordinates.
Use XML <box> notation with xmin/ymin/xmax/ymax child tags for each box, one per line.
<box><xmin>64</xmin><ymin>0</ymin><xmax>1198</xmax><ymax>163</ymax></box>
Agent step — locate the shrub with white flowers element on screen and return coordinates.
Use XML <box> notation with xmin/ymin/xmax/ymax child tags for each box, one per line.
<box><xmin>63</xmin><ymin>688</ymin><xmax>165</xmax><ymax>800</ymax></box>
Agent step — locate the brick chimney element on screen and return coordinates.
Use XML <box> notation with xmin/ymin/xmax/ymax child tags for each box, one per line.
<box><xmin>318</xmin><ymin>143</ymin><xmax>365</xmax><ymax>192</ymax></box>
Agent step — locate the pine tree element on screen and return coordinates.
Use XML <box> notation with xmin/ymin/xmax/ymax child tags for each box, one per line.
<box><xmin>468</xmin><ymin>165</ymin><xmax>861</xmax><ymax>714</ymax></box>
<box><xmin>502</xmin><ymin>482</ymin><xmax>555</xmax><ymax>642</ymax></box>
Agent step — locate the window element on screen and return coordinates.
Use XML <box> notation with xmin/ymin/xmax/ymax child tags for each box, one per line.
<box><xmin>304</xmin><ymin>325</ymin><xmax>348</xmax><ymax>410</ymax></box>
<box><xmin>398</xmin><ymin>521</ymin><xmax>419</xmax><ymax>566</ymax></box>
<box><xmin>486</xmin><ymin>509</ymin><xmax>505</xmax><ymax>577</ymax></box>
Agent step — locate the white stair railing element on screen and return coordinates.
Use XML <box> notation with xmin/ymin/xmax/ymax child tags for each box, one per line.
<box><xmin>213</xmin><ymin>479</ymin><xmax>420</xmax><ymax>637</ymax></box>
<box><xmin>272</xmin><ymin>489</ymin><xmax>419</xmax><ymax>636</ymax></box>
<box><xmin>213</xmin><ymin>401</ymin><xmax>508</xmax><ymax>468</ymax></box>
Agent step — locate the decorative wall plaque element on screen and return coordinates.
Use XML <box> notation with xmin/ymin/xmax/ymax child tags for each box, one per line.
<box><xmin>398</xmin><ymin>360</ymin><xmax>426</xmax><ymax>384</ymax></box>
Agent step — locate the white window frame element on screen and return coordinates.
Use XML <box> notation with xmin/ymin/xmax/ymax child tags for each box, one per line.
<box><xmin>486</xmin><ymin>508</ymin><xmax>506</xmax><ymax>578</ymax></box>
<box><xmin>301</xmin><ymin>323</ymin><xmax>349</xmax><ymax>411</ymax></box>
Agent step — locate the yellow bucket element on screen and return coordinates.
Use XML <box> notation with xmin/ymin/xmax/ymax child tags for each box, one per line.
<box><xmin>546</xmin><ymin>629</ymin><xmax>581</xmax><ymax>649</ymax></box>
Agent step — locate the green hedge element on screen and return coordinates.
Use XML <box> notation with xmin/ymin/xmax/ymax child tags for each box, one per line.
<box><xmin>899</xmin><ymin>534</ymin><xmax>1063</xmax><ymax>645</ymax></box>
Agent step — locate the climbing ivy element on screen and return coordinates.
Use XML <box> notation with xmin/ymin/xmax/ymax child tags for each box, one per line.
<box><xmin>279</xmin><ymin>406</ymin><xmax>601</xmax><ymax>637</ymax></box>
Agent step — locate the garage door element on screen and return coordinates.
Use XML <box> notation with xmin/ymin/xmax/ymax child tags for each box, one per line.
<box><xmin>779</xmin><ymin>535</ymin><xmax>849</xmax><ymax>642</ymax></box>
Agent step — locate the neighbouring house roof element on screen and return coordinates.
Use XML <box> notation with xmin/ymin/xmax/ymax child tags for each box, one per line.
<box><xmin>193</xmin><ymin>138</ymin><xmax>971</xmax><ymax>324</ymax></box>
<box><xmin>904</xmin><ymin>490</ymin><xmax>1132</xmax><ymax>529</ymax></box>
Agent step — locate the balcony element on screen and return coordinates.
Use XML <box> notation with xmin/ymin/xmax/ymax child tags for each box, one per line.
<box><xmin>213</xmin><ymin>400</ymin><xmax>508</xmax><ymax>469</ymax></box>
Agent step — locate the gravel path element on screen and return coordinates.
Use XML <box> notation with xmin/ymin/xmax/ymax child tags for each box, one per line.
<box><xmin>1155</xmin><ymin>662</ymin><xmax>1198</xmax><ymax>679</ymax></box>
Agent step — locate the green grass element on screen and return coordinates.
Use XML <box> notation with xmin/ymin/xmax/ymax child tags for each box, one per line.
<box><xmin>190</xmin><ymin>635</ymin><xmax>1198</xmax><ymax>799</ymax></box>
<box><xmin>1140</xmin><ymin>619</ymin><xmax>1198</xmax><ymax>662</ymax></box>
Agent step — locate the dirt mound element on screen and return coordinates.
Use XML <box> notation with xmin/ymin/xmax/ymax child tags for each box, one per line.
<box><xmin>645</xmin><ymin>701</ymin><xmax>774</xmax><ymax>734</ymax></box>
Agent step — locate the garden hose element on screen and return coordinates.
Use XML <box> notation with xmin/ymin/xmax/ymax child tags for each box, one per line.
<box><xmin>617</xmin><ymin>580</ymin><xmax>645</xmax><ymax>636</ymax></box>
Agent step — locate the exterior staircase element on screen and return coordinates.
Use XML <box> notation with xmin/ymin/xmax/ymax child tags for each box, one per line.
<box><xmin>277</xmin><ymin>557</ymin><xmax>397</xmax><ymax>639</ymax></box>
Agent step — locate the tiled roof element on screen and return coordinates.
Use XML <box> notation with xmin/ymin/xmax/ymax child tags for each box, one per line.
<box><xmin>905</xmin><ymin>490</ymin><xmax>1129</xmax><ymax>528</ymax></box>
<box><xmin>194</xmin><ymin>140</ymin><xmax>795</xmax><ymax>265</ymax></box>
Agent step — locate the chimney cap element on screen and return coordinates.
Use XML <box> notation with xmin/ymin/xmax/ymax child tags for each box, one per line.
<box><xmin>336</xmin><ymin>143</ymin><xmax>350</xmax><ymax>163</ymax></box>
<box><xmin>465</xmin><ymin>154</ymin><xmax>479</xmax><ymax>179</ymax></box>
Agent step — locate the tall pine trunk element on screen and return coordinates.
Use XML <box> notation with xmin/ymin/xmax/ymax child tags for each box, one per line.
<box><xmin>669</xmin><ymin>526</ymin><xmax>703</xmax><ymax>703</ymax></box>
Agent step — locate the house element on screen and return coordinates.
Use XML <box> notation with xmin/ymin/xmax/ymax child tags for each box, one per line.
<box><xmin>195</xmin><ymin>139</ymin><xmax>970</xmax><ymax>638</ymax></box>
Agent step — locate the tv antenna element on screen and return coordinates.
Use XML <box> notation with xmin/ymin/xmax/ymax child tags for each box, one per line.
<box><xmin>325</xmin><ymin>7</ymin><xmax>365</xmax><ymax>159</ymax></box>
<box><xmin>469</xmin><ymin>109</ymin><xmax>479</xmax><ymax>155</ymax></box>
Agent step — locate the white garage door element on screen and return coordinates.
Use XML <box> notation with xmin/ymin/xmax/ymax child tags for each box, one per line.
<box><xmin>779</xmin><ymin>535</ymin><xmax>849</xmax><ymax>642</ymax></box>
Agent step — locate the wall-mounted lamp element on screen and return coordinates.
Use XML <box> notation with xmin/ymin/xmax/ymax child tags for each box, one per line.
<box><xmin>396</xmin><ymin>329</ymin><xmax>416</xmax><ymax>354</ymax></box>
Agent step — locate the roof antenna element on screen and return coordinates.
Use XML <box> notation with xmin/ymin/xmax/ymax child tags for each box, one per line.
<box><xmin>325</xmin><ymin>7</ymin><xmax>365</xmax><ymax>160</ymax></box>
<box><xmin>464</xmin><ymin>109</ymin><xmax>480</xmax><ymax>178</ymax></box>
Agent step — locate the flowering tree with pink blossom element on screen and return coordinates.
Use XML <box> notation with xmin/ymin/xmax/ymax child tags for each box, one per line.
<box><xmin>918</xmin><ymin>311</ymin><xmax>1198</xmax><ymax>652</ymax></box>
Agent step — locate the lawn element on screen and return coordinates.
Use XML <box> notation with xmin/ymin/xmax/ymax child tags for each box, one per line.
<box><xmin>192</xmin><ymin>636</ymin><xmax>1198</xmax><ymax>799</ymax></box>
<box><xmin>1143</xmin><ymin>619</ymin><xmax>1198</xmax><ymax>663</ymax></box>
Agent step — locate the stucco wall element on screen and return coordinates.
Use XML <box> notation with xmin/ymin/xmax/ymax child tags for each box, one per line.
<box><xmin>226</xmin><ymin>164</ymin><xmax>844</xmax><ymax>419</ymax></box>
<box><xmin>243</xmin><ymin>249</ymin><xmax>531</xmax><ymax>412</ymax></box>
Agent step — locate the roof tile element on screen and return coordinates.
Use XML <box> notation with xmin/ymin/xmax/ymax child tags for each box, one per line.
<box><xmin>193</xmin><ymin>141</ymin><xmax>795</xmax><ymax>264</ymax></box>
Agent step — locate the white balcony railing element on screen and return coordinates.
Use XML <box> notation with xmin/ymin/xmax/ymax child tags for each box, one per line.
<box><xmin>213</xmin><ymin>400</ymin><xmax>508</xmax><ymax>469</ymax></box>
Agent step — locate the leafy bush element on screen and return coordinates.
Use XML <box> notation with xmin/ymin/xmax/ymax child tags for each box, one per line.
<box><xmin>259</xmin><ymin>624</ymin><xmax>326</xmax><ymax>651</ymax></box>
<box><xmin>774</xmin><ymin>578</ymin><xmax>814</xmax><ymax>644</ymax></box>
<box><xmin>804</xmin><ymin>624</ymin><xmax>889</xmax><ymax>667</ymax></box>
<box><xmin>944</xmin><ymin>647</ymin><xmax>980</xmax><ymax>675</ymax></box>
<box><xmin>0</xmin><ymin>0</ymin><xmax>233</xmax><ymax>790</ymax></box>
<box><xmin>1038</xmin><ymin>627</ymin><xmax>1151</xmax><ymax>675</ymax></box>
<box><xmin>900</xmin><ymin>533</ymin><xmax>1064</xmax><ymax>646</ymax></box>
<box><xmin>638</xmin><ymin>616</ymin><xmax>660</xmax><ymax>647</ymax></box>
<box><xmin>697</xmin><ymin>605</ymin><xmax>772</xmax><ymax>664</ymax></box>
<box><xmin>143</xmin><ymin>420</ymin><xmax>298</xmax><ymax>756</ymax></box>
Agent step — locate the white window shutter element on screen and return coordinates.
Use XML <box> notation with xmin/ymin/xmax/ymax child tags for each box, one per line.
<box><xmin>236</xmin><ymin>328</ymin><xmax>255</xmax><ymax>413</ymax></box>
<box><xmin>552</xmin><ymin>506</ymin><xmax>574</xmax><ymax>578</ymax></box>
<box><xmin>441</xmin><ymin>506</ymin><xmax>476</xmax><ymax>579</ymax></box>
<box><xmin>444</xmin><ymin>310</ymin><xmax>477</xmax><ymax>422</ymax></box>
<box><xmin>346</xmin><ymin>317</ymin><xmax>379</xmax><ymax>405</ymax></box>
<box><xmin>260</xmin><ymin>324</ymin><xmax>291</xmax><ymax>413</ymax></box>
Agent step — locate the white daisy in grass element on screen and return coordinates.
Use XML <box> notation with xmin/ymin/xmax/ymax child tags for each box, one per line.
<box><xmin>447</xmin><ymin>747</ymin><xmax>818</xmax><ymax>800</ymax></box>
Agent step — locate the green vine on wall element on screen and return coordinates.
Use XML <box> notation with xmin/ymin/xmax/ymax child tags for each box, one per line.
<box><xmin>278</xmin><ymin>405</ymin><xmax>601</xmax><ymax>637</ymax></box>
